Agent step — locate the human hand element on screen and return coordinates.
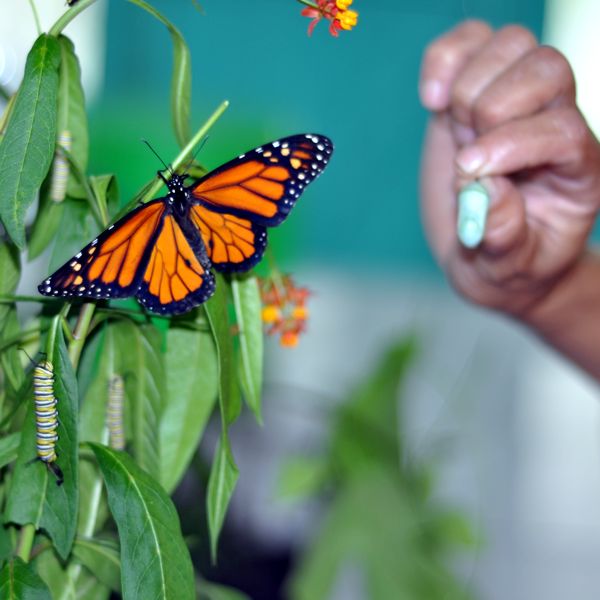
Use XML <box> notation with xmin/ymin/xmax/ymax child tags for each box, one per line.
<box><xmin>419</xmin><ymin>20</ymin><xmax>600</xmax><ymax>318</ymax></box>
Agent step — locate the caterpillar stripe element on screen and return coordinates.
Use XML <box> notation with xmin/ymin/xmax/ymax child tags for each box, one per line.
<box><xmin>33</xmin><ymin>360</ymin><xmax>63</xmax><ymax>485</ymax></box>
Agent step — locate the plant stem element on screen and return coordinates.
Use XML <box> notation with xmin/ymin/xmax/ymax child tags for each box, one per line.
<box><xmin>68</xmin><ymin>303</ymin><xmax>95</xmax><ymax>367</ymax></box>
<box><xmin>16</xmin><ymin>524</ymin><xmax>35</xmax><ymax>563</ymax></box>
<box><xmin>296</xmin><ymin>0</ymin><xmax>319</xmax><ymax>8</ymax></box>
<box><xmin>27</xmin><ymin>0</ymin><xmax>42</xmax><ymax>36</ymax></box>
<box><xmin>48</xmin><ymin>0</ymin><xmax>99</xmax><ymax>37</ymax></box>
<box><xmin>139</xmin><ymin>100</ymin><xmax>230</xmax><ymax>204</ymax></box>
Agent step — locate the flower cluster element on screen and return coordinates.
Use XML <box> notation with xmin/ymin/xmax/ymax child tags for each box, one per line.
<box><xmin>299</xmin><ymin>0</ymin><xmax>359</xmax><ymax>37</ymax></box>
<box><xmin>259</xmin><ymin>275</ymin><xmax>311</xmax><ymax>348</ymax></box>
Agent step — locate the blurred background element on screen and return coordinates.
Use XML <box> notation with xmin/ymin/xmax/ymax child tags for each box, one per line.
<box><xmin>3</xmin><ymin>0</ymin><xmax>600</xmax><ymax>599</ymax></box>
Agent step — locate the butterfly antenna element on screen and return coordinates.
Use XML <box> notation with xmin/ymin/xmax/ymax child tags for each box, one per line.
<box><xmin>141</xmin><ymin>139</ymin><xmax>173</xmax><ymax>178</ymax></box>
<box><xmin>183</xmin><ymin>135</ymin><xmax>210</xmax><ymax>174</ymax></box>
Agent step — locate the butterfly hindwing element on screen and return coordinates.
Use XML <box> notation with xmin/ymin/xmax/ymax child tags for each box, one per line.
<box><xmin>135</xmin><ymin>213</ymin><xmax>216</xmax><ymax>314</ymax></box>
<box><xmin>189</xmin><ymin>134</ymin><xmax>333</xmax><ymax>227</ymax></box>
<box><xmin>189</xmin><ymin>204</ymin><xmax>267</xmax><ymax>273</ymax></box>
<box><xmin>38</xmin><ymin>200</ymin><xmax>166</xmax><ymax>300</ymax></box>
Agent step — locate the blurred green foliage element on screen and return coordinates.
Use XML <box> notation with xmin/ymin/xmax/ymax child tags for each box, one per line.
<box><xmin>282</xmin><ymin>339</ymin><xmax>477</xmax><ymax>600</ymax></box>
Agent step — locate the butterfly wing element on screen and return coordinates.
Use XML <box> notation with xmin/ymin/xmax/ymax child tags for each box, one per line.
<box><xmin>38</xmin><ymin>200</ymin><xmax>167</xmax><ymax>300</ymax></box>
<box><xmin>188</xmin><ymin>134</ymin><xmax>333</xmax><ymax>271</ymax></box>
<box><xmin>135</xmin><ymin>213</ymin><xmax>215</xmax><ymax>314</ymax></box>
<box><xmin>188</xmin><ymin>205</ymin><xmax>267</xmax><ymax>273</ymax></box>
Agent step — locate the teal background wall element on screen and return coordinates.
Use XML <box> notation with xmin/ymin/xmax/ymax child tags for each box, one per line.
<box><xmin>89</xmin><ymin>0</ymin><xmax>544</xmax><ymax>274</ymax></box>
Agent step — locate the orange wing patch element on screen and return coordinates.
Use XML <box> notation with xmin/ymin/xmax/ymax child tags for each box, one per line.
<box><xmin>190</xmin><ymin>205</ymin><xmax>266</xmax><ymax>271</ymax></box>
<box><xmin>192</xmin><ymin>160</ymin><xmax>287</xmax><ymax>219</ymax></box>
<box><xmin>138</xmin><ymin>215</ymin><xmax>214</xmax><ymax>312</ymax></box>
<box><xmin>38</xmin><ymin>201</ymin><xmax>165</xmax><ymax>300</ymax></box>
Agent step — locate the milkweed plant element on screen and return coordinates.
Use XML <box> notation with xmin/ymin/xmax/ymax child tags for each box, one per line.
<box><xmin>0</xmin><ymin>0</ymin><xmax>313</xmax><ymax>597</ymax></box>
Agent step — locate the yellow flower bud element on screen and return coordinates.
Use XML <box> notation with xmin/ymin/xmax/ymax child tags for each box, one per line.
<box><xmin>338</xmin><ymin>9</ymin><xmax>358</xmax><ymax>30</ymax></box>
<box><xmin>336</xmin><ymin>0</ymin><xmax>353</xmax><ymax>9</ymax></box>
<box><xmin>292</xmin><ymin>305</ymin><xmax>309</xmax><ymax>320</ymax></box>
<box><xmin>262</xmin><ymin>305</ymin><xmax>281</xmax><ymax>324</ymax></box>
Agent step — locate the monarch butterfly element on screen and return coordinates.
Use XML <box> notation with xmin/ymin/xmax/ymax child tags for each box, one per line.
<box><xmin>107</xmin><ymin>375</ymin><xmax>125</xmax><ymax>451</ymax></box>
<box><xmin>38</xmin><ymin>134</ymin><xmax>333</xmax><ymax>315</ymax></box>
<box><xmin>33</xmin><ymin>360</ymin><xmax>64</xmax><ymax>485</ymax></box>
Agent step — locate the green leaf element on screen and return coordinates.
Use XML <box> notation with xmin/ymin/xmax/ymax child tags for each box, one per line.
<box><xmin>73</xmin><ymin>537</ymin><xmax>121</xmax><ymax>592</ymax></box>
<box><xmin>0</xmin><ymin>557</ymin><xmax>51</xmax><ymax>600</ymax></box>
<box><xmin>231</xmin><ymin>276</ymin><xmax>263</xmax><ymax>422</ymax></box>
<box><xmin>206</xmin><ymin>435</ymin><xmax>238</xmax><ymax>564</ymax></box>
<box><xmin>0</xmin><ymin>432</ymin><xmax>20</xmax><ymax>468</ymax></box>
<box><xmin>127</xmin><ymin>0</ymin><xmax>191</xmax><ymax>147</ymax></box>
<box><xmin>56</xmin><ymin>35</ymin><xmax>88</xmax><ymax>199</ymax></box>
<box><xmin>278</xmin><ymin>456</ymin><xmax>329</xmax><ymax>500</ymax></box>
<box><xmin>332</xmin><ymin>338</ymin><xmax>416</xmax><ymax>478</ymax></box>
<box><xmin>27</xmin><ymin>181</ymin><xmax>65</xmax><ymax>260</ymax></box>
<box><xmin>0</xmin><ymin>35</ymin><xmax>60</xmax><ymax>249</ymax></box>
<box><xmin>204</xmin><ymin>275</ymin><xmax>241</xmax><ymax>426</ymax></box>
<box><xmin>0</xmin><ymin>242</ymin><xmax>20</xmax><ymax>323</ymax></box>
<box><xmin>1</xmin><ymin>309</ymin><xmax>25</xmax><ymax>396</ymax></box>
<box><xmin>199</xmin><ymin>581</ymin><xmax>251</xmax><ymax>600</ymax></box>
<box><xmin>89</xmin><ymin>174</ymin><xmax>119</xmax><ymax>224</ymax></box>
<box><xmin>4</xmin><ymin>329</ymin><xmax>79</xmax><ymax>560</ymax></box>
<box><xmin>39</xmin><ymin>328</ymin><xmax>79</xmax><ymax>559</ymax></box>
<box><xmin>89</xmin><ymin>443</ymin><xmax>195</xmax><ymax>600</ymax></box>
<box><xmin>204</xmin><ymin>277</ymin><xmax>242</xmax><ymax>562</ymax></box>
<box><xmin>112</xmin><ymin>322</ymin><xmax>164</xmax><ymax>480</ymax></box>
<box><xmin>0</xmin><ymin>524</ymin><xmax>14</xmax><ymax>564</ymax></box>
<box><xmin>77</xmin><ymin>325</ymin><xmax>115</xmax><ymax>537</ymax></box>
<box><xmin>160</xmin><ymin>322</ymin><xmax>218</xmax><ymax>493</ymax></box>
<box><xmin>49</xmin><ymin>197</ymin><xmax>100</xmax><ymax>272</ymax></box>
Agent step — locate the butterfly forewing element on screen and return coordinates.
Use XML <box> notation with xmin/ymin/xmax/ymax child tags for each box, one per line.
<box><xmin>38</xmin><ymin>200</ymin><xmax>166</xmax><ymax>300</ymax></box>
<box><xmin>189</xmin><ymin>134</ymin><xmax>333</xmax><ymax>227</ymax></box>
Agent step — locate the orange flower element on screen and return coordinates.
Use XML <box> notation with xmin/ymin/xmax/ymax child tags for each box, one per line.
<box><xmin>259</xmin><ymin>274</ymin><xmax>311</xmax><ymax>348</ymax></box>
<box><xmin>298</xmin><ymin>0</ymin><xmax>358</xmax><ymax>37</ymax></box>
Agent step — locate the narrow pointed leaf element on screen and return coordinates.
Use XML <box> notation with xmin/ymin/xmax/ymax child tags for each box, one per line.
<box><xmin>0</xmin><ymin>35</ymin><xmax>60</xmax><ymax>248</ymax></box>
<box><xmin>126</xmin><ymin>0</ymin><xmax>191</xmax><ymax>147</ymax></box>
<box><xmin>204</xmin><ymin>276</ymin><xmax>241</xmax><ymax>561</ymax></box>
<box><xmin>56</xmin><ymin>35</ymin><xmax>88</xmax><ymax>198</ymax></box>
<box><xmin>73</xmin><ymin>537</ymin><xmax>121</xmax><ymax>592</ymax></box>
<box><xmin>206</xmin><ymin>435</ymin><xmax>239</xmax><ymax>563</ymax></box>
<box><xmin>160</xmin><ymin>324</ymin><xmax>218</xmax><ymax>493</ymax></box>
<box><xmin>204</xmin><ymin>275</ymin><xmax>241</xmax><ymax>426</ymax></box>
<box><xmin>0</xmin><ymin>558</ymin><xmax>51</xmax><ymax>600</ymax></box>
<box><xmin>89</xmin><ymin>443</ymin><xmax>195</xmax><ymax>600</ymax></box>
<box><xmin>231</xmin><ymin>276</ymin><xmax>263</xmax><ymax>421</ymax></box>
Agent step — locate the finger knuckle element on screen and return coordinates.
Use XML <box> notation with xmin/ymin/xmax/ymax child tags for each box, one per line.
<box><xmin>555</xmin><ymin>108</ymin><xmax>588</xmax><ymax>147</ymax></box>
<box><xmin>496</xmin><ymin>25</ymin><xmax>537</xmax><ymax>53</ymax></box>
<box><xmin>472</xmin><ymin>96</ymin><xmax>506</xmax><ymax>129</ymax></box>
<box><xmin>532</xmin><ymin>46</ymin><xmax>575</xmax><ymax>84</ymax></box>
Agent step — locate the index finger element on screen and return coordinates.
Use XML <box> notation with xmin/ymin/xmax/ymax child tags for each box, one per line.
<box><xmin>420</xmin><ymin>20</ymin><xmax>493</xmax><ymax>111</ymax></box>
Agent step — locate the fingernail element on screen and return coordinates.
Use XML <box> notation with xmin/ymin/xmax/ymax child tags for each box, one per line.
<box><xmin>420</xmin><ymin>80</ymin><xmax>444</xmax><ymax>109</ymax></box>
<box><xmin>456</xmin><ymin>146</ymin><xmax>486</xmax><ymax>174</ymax></box>
<box><xmin>457</xmin><ymin>181</ymin><xmax>490</xmax><ymax>248</ymax></box>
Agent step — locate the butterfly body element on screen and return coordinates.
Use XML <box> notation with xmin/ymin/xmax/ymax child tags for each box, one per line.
<box><xmin>39</xmin><ymin>134</ymin><xmax>333</xmax><ymax>315</ymax></box>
